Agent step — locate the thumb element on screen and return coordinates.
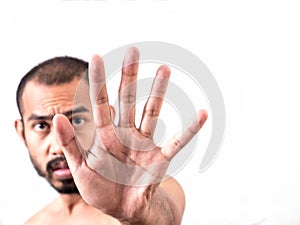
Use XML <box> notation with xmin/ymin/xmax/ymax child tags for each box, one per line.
<box><xmin>53</xmin><ymin>114</ymin><xmax>83</xmax><ymax>172</ymax></box>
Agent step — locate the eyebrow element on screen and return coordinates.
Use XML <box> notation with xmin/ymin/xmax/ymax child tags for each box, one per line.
<box><xmin>27</xmin><ymin>106</ymin><xmax>90</xmax><ymax>122</ymax></box>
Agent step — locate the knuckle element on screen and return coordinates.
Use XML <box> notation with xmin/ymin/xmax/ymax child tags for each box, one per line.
<box><xmin>95</xmin><ymin>96</ymin><xmax>108</xmax><ymax>105</ymax></box>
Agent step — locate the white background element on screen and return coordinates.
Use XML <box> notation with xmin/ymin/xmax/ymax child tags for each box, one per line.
<box><xmin>1</xmin><ymin>0</ymin><xmax>300</xmax><ymax>224</ymax></box>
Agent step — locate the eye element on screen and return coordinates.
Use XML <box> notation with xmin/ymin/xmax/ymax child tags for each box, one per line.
<box><xmin>33</xmin><ymin>122</ymin><xmax>49</xmax><ymax>131</ymax></box>
<box><xmin>71</xmin><ymin>117</ymin><xmax>85</xmax><ymax>127</ymax></box>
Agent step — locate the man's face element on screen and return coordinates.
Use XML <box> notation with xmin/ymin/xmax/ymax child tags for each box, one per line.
<box><xmin>15</xmin><ymin>78</ymin><xmax>95</xmax><ymax>193</ymax></box>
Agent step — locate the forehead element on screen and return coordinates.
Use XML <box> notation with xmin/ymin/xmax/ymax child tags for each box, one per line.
<box><xmin>21</xmin><ymin>79</ymin><xmax>91</xmax><ymax>118</ymax></box>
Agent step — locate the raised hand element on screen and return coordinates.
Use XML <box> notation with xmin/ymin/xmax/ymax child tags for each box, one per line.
<box><xmin>53</xmin><ymin>47</ymin><xmax>207</xmax><ymax>223</ymax></box>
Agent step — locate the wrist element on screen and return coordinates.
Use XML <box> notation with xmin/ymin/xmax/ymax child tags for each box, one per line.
<box><xmin>108</xmin><ymin>184</ymin><xmax>157</xmax><ymax>224</ymax></box>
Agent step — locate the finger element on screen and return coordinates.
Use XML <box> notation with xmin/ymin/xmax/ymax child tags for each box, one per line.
<box><xmin>89</xmin><ymin>55</ymin><xmax>112</xmax><ymax>128</ymax></box>
<box><xmin>109</xmin><ymin>105</ymin><xmax>116</xmax><ymax>122</ymax></box>
<box><xmin>118</xmin><ymin>47</ymin><xmax>139</xmax><ymax>127</ymax></box>
<box><xmin>139</xmin><ymin>65</ymin><xmax>170</xmax><ymax>137</ymax></box>
<box><xmin>53</xmin><ymin>114</ymin><xmax>84</xmax><ymax>172</ymax></box>
<box><xmin>161</xmin><ymin>110</ymin><xmax>208</xmax><ymax>159</ymax></box>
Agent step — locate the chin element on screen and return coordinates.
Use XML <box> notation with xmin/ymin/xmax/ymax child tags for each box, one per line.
<box><xmin>50</xmin><ymin>179</ymin><xmax>79</xmax><ymax>194</ymax></box>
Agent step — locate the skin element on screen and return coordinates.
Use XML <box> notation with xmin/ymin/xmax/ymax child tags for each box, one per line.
<box><xmin>15</xmin><ymin>47</ymin><xmax>208</xmax><ymax>225</ymax></box>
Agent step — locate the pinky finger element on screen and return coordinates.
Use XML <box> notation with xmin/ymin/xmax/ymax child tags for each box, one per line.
<box><xmin>161</xmin><ymin>110</ymin><xmax>208</xmax><ymax>160</ymax></box>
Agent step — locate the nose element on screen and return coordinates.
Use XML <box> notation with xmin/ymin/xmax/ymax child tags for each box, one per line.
<box><xmin>49</xmin><ymin>131</ymin><xmax>63</xmax><ymax>156</ymax></box>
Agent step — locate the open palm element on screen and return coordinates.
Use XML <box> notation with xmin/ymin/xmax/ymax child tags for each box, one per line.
<box><xmin>53</xmin><ymin>47</ymin><xmax>207</xmax><ymax>218</ymax></box>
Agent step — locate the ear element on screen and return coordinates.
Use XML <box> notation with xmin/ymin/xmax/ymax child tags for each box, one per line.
<box><xmin>14</xmin><ymin>119</ymin><xmax>27</xmax><ymax>146</ymax></box>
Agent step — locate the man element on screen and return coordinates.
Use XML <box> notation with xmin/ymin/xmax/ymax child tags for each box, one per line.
<box><xmin>15</xmin><ymin>47</ymin><xmax>208</xmax><ymax>224</ymax></box>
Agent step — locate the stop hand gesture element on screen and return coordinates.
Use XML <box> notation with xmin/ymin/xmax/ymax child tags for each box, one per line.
<box><xmin>53</xmin><ymin>47</ymin><xmax>208</xmax><ymax>224</ymax></box>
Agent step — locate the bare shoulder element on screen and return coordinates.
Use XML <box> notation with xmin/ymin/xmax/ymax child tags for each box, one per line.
<box><xmin>23</xmin><ymin>214</ymin><xmax>42</xmax><ymax>225</ymax></box>
<box><xmin>23</xmin><ymin>198</ymin><xmax>122</xmax><ymax>225</ymax></box>
<box><xmin>160</xmin><ymin>176</ymin><xmax>186</xmax><ymax>202</ymax></box>
<box><xmin>22</xmin><ymin>201</ymin><xmax>56</xmax><ymax>225</ymax></box>
<box><xmin>160</xmin><ymin>176</ymin><xmax>186</xmax><ymax>216</ymax></box>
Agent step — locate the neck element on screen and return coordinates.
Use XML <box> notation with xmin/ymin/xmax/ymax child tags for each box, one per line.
<box><xmin>57</xmin><ymin>193</ymin><xmax>86</xmax><ymax>215</ymax></box>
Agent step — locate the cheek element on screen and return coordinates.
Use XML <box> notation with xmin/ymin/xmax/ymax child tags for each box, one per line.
<box><xmin>75</xmin><ymin>122</ymin><xmax>95</xmax><ymax>150</ymax></box>
<box><xmin>27</xmin><ymin>147</ymin><xmax>48</xmax><ymax>178</ymax></box>
<box><xmin>24</xmin><ymin>128</ymin><xmax>48</xmax><ymax>153</ymax></box>
<box><xmin>25</xmin><ymin>134</ymin><xmax>48</xmax><ymax>169</ymax></box>
<box><xmin>30</xmin><ymin>154</ymin><xmax>45</xmax><ymax>172</ymax></box>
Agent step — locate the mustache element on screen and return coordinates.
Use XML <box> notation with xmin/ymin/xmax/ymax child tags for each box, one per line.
<box><xmin>46</xmin><ymin>156</ymin><xmax>67</xmax><ymax>172</ymax></box>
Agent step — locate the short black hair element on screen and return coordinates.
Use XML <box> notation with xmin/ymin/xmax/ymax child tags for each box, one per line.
<box><xmin>16</xmin><ymin>56</ymin><xmax>88</xmax><ymax>117</ymax></box>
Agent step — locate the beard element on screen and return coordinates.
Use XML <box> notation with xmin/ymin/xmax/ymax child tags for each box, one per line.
<box><xmin>30</xmin><ymin>155</ymin><xmax>79</xmax><ymax>194</ymax></box>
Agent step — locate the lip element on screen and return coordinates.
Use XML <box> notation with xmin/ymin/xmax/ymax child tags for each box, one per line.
<box><xmin>52</xmin><ymin>168</ymin><xmax>73</xmax><ymax>180</ymax></box>
<box><xmin>49</xmin><ymin>160</ymin><xmax>73</xmax><ymax>180</ymax></box>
